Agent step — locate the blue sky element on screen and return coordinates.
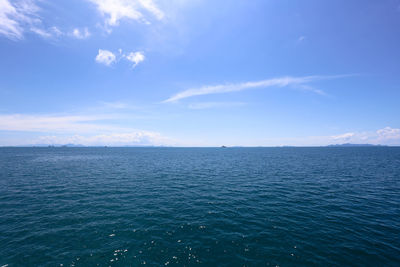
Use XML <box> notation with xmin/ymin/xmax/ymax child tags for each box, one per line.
<box><xmin>1</xmin><ymin>0</ymin><xmax>400</xmax><ymax>146</ymax></box>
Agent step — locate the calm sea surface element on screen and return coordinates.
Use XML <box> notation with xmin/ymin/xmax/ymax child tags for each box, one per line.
<box><xmin>0</xmin><ymin>147</ymin><xmax>399</xmax><ymax>266</ymax></box>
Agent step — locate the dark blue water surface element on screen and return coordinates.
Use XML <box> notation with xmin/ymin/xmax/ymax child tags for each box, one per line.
<box><xmin>0</xmin><ymin>147</ymin><xmax>399</xmax><ymax>266</ymax></box>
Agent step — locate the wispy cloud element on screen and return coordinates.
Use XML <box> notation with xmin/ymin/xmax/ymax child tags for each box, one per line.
<box><xmin>163</xmin><ymin>75</ymin><xmax>344</xmax><ymax>103</ymax></box>
<box><xmin>331</xmin><ymin>132</ymin><xmax>355</xmax><ymax>140</ymax></box>
<box><xmin>137</xmin><ymin>0</ymin><xmax>164</xmax><ymax>20</ymax></box>
<box><xmin>88</xmin><ymin>0</ymin><xmax>164</xmax><ymax>29</ymax></box>
<box><xmin>71</xmin><ymin>27</ymin><xmax>90</xmax><ymax>39</ymax></box>
<box><xmin>0</xmin><ymin>113</ymin><xmax>118</xmax><ymax>133</ymax></box>
<box><xmin>51</xmin><ymin>26</ymin><xmax>63</xmax><ymax>36</ymax></box>
<box><xmin>188</xmin><ymin>102</ymin><xmax>246</xmax><ymax>110</ymax></box>
<box><xmin>0</xmin><ymin>0</ymin><xmax>86</xmax><ymax>41</ymax></box>
<box><xmin>296</xmin><ymin>84</ymin><xmax>327</xmax><ymax>96</ymax></box>
<box><xmin>0</xmin><ymin>0</ymin><xmax>40</xmax><ymax>40</ymax></box>
<box><xmin>30</xmin><ymin>26</ymin><xmax>54</xmax><ymax>38</ymax></box>
<box><xmin>297</xmin><ymin>35</ymin><xmax>306</xmax><ymax>42</ymax></box>
<box><xmin>0</xmin><ymin>0</ymin><xmax>166</xmax><ymax>40</ymax></box>
<box><xmin>99</xmin><ymin>101</ymin><xmax>142</xmax><ymax>110</ymax></box>
<box><xmin>0</xmin><ymin>0</ymin><xmax>98</xmax><ymax>41</ymax></box>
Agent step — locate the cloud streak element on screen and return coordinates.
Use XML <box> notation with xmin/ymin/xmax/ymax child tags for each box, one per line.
<box><xmin>0</xmin><ymin>0</ymin><xmax>90</xmax><ymax>41</ymax></box>
<box><xmin>0</xmin><ymin>0</ymin><xmax>40</xmax><ymax>40</ymax></box>
<box><xmin>188</xmin><ymin>102</ymin><xmax>246</xmax><ymax>110</ymax></box>
<box><xmin>0</xmin><ymin>113</ymin><xmax>120</xmax><ymax>133</ymax></box>
<box><xmin>163</xmin><ymin>75</ymin><xmax>343</xmax><ymax>103</ymax></box>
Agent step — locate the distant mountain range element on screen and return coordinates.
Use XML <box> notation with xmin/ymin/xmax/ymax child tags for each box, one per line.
<box><xmin>1</xmin><ymin>143</ymin><xmax>393</xmax><ymax>148</ymax></box>
<box><xmin>12</xmin><ymin>144</ymin><xmax>86</xmax><ymax>147</ymax></box>
<box><xmin>327</xmin><ymin>143</ymin><xmax>387</xmax><ymax>147</ymax></box>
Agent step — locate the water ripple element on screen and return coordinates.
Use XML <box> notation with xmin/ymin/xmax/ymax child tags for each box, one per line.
<box><xmin>0</xmin><ymin>147</ymin><xmax>399</xmax><ymax>266</ymax></box>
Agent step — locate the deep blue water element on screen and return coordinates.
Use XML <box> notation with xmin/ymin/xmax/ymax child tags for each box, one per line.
<box><xmin>0</xmin><ymin>147</ymin><xmax>399</xmax><ymax>266</ymax></box>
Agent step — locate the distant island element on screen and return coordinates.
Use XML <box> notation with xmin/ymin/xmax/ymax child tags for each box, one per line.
<box><xmin>327</xmin><ymin>143</ymin><xmax>387</xmax><ymax>147</ymax></box>
<box><xmin>61</xmin><ymin>144</ymin><xmax>85</xmax><ymax>147</ymax></box>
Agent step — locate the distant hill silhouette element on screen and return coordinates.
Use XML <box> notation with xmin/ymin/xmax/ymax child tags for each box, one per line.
<box><xmin>327</xmin><ymin>143</ymin><xmax>386</xmax><ymax>147</ymax></box>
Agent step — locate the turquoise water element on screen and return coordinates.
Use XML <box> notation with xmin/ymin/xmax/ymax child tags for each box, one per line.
<box><xmin>0</xmin><ymin>147</ymin><xmax>399</xmax><ymax>266</ymax></box>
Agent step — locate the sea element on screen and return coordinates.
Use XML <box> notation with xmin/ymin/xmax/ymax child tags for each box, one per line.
<box><xmin>0</xmin><ymin>147</ymin><xmax>399</xmax><ymax>266</ymax></box>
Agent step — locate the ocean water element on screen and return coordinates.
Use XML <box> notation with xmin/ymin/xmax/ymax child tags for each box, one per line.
<box><xmin>0</xmin><ymin>147</ymin><xmax>399</xmax><ymax>266</ymax></box>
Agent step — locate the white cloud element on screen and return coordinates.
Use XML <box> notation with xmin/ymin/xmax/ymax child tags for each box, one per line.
<box><xmin>125</xmin><ymin>51</ymin><xmax>145</xmax><ymax>67</ymax></box>
<box><xmin>89</xmin><ymin>0</ymin><xmax>143</xmax><ymax>26</ymax></box>
<box><xmin>137</xmin><ymin>0</ymin><xmax>164</xmax><ymax>20</ymax></box>
<box><xmin>163</xmin><ymin>76</ymin><xmax>333</xmax><ymax>103</ymax></box>
<box><xmin>96</xmin><ymin>49</ymin><xmax>145</xmax><ymax>68</ymax></box>
<box><xmin>0</xmin><ymin>0</ymin><xmax>91</xmax><ymax>40</ymax></box>
<box><xmin>331</xmin><ymin>132</ymin><xmax>355</xmax><ymax>140</ymax></box>
<box><xmin>328</xmin><ymin>127</ymin><xmax>400</xmax><ymax>145</ymax></box>
<box><xmin>0</xmin><ymin>0</ymin><xmax>40</xmax><ymax>40</ymax></box>
<box><xmin>88</xmin><ymin>0</ymin><xmax>164</xmax><ymax>28</ymax></box>
<box><xmin>71</xmin><ymin>27</ymin><xmax>90</xmax><ymax>39</ymax></box>
<box><xmin>0</xmin><ymin>0</ymin><xmax>69</xmax><ymax>40</ymax></box>
<box><xmin>50</xmin><ymin>26</ymin><xmax>63</xmax><ymax>36</ymax></box>
<box><xmin>296</xmin><ymin>84</ymin><xmax>327</xmax><ymax>96</ymax></box>
<box><xmin>0</xmin><ymin>113</ymin><xmax>175</xmax><ymax>146</ymax></box>
<box><xmin>377</xmin><ymin>127</ymin><xmax>400</xmax><ymax>141</ymax></box>
<box><xmin>30</xmin><ymin>26</ymin><xmax>68</xmax><ymax>39</ymax></box>
<box><xmin>35</xmin><ymin>132</ymin><xmax>171</xmax><ymax>146</ymax></box>
<box><xmin>30</xmin><ymin>26</ymin><xmax>52</xmax><ymax>38</ymax></box>
<box><xmin>0</xmin><ymin>0</ymin><xmax>22</xmax><ymax>39</ymax></box>
<box><xmin>95</xmin><ymin>49</ymin><xmax>116</xmax><ymax>66</ymax></box>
